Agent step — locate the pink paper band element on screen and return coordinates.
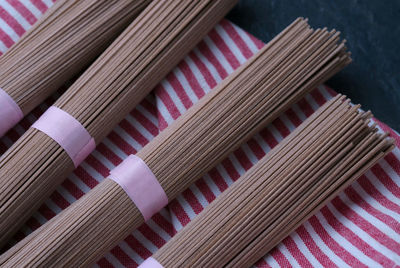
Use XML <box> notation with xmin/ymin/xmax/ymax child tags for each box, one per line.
<box><xmin>138</xmin><ymin>258</ymin><xmax>164</xmax><ymax>268</ymax></box>
<box><xmin>32</xmin><ymin>106</ymin><xmax>95</xmax><ymax>168</ymax></box>
<box><xmin>109</xmin><ymin>155</ymin><xmax>168</xmax><ymax>221</ymax></box>
<box><xmin>0</xmin><ymin>88</ymin><xmax>23</xmax><ymax>137</ymax></box>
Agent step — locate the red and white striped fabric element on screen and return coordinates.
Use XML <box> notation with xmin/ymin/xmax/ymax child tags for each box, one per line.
<box><xmin>0</xmin><ymin>1</ymin><xmax>399</xmax><ymax>267</ymax></box>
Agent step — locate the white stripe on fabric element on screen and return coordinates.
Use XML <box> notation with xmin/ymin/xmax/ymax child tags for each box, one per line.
<box><xmin>155</xmin><ymin>94</ymin><xmax>174</xmax><ymax>125</ymax></box>
<box><xmin>184</xmin><ymin>56</ymin><xmax>212</xmax><ymax>94</ymax></box>
<box><xmin>0</xmin><ymin>1</ymin><xmax>31</xmax><ymax>29</ymax></box>
<box><xmin>231</xmin><ymin>22</ymin><xmax>260</xmax><ymax>54</ymax></box>
<box><xmin>161</xmin><ymin>80</ymin><xmax>187</xmax><ymax>115</ymax></box>
<box><xmin>365</xmin><ymin>170</ymin><xmax>400</xmax><ymax>204</ymax></box>
<box><xmin>203</xmin><ymin>36</ymin><xmax>234</xmax><ymax>74</ymax></box>
<box><xmin>303</xmin><ymin>220</ymin><xmax>351</xmax><ymax>268</ymax></box>
<box><xmin>173</xmin><ymin>67</ymin><xmax>200</xmax><ymax>104</ymax></box>
<box><xmin>277</xmin><ymin>243</ymin><xmax>302</xmax><ymax>267</ymax></box>
<box><xmin>193</xmin><ymin>47</ymin><xmax>224</xmax><ymax>83</ymax></box>
<box><xmin>215</xmin><ymin>24</ymin><xmax>247</xmax><ymax>64</ymax></box>
<box><xmin>326</xmin><ymin>201</ymin><xmax>400</xmax><ymax>261</ymax></box>
<box><xmin>18</xmin><ymin>0</ymin><xmax>43</xmax><ymax>18</ymax></box>
<box><xmin>339</xmin><ymin>190</ymin><xmax>400</xmax><ymax>243</ymax></box>
<box><xmin>352</xmin><ymin>180</ymin><xmax>400</xmax><ymax>220</ymax></box>
<box><xmin>0</xmin><ymin>17</ymin><xmax>19</xmax><ymax>41</ymax></box>
<box><xmin>290</xmin><ymin>232</ymin><xmax>324</xmax><ymax>268</ymax></box>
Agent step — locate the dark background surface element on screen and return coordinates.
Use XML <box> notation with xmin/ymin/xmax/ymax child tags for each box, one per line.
<box><xmin>227</xmin><ymin>0</ymin><xmax>400</xmax><ymax>132</ymax></box>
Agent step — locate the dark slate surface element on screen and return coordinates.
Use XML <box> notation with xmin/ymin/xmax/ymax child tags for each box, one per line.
<box><xmin>227</xmin><ymin>0</ymin><xmax>400</xmax><ymax>132</ymax></box>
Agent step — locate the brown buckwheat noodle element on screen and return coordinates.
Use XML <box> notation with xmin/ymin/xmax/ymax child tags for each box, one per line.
<box><xmin>149</xmin><ymin>95</ymin><xmax>394</xmax><ymax>268</ymax></box>
<box><xmin>0</xmin><ymin>0</ymin><xmax>238</xmax><ymax>246</ymax></box>
<box><xmin>0</xmin><ymin>0</ymin><xmax>151</xmax><ymax>133</ymax></box>
<box><xmin>0</xmin><ymin>18</ymin><xmax>351</xmax><ymax>267</ymax></box>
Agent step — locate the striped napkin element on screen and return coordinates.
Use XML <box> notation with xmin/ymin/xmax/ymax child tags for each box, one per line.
<box><xmin>0</xmin><ymin>1</ymin><xmax>399</xmax><ymax>267</ymax></box>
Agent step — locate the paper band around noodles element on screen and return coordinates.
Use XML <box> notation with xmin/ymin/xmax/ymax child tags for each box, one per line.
<box><xmin>138</xmin><ymin>257</ymin><xmax>164</xmax><ymax>268</ymax></box>
<box><xmin>0</xmin><ymin>88</ymin><xmax>23</xmax><ymax>136</ymax></box>
<box><xmin>32</xmin><ymin>106</ymin><xmax>95</xmax><ymax>167</ymax></box>
<box><xmin>109</xmin><ymin>155</ymin><xmax>168</xmax><ymax>221</ymax></box>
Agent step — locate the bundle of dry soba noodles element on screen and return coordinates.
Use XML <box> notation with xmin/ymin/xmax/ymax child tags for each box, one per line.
<box><xmin>139</xmin><ymin>95</ymin><xmax>394</xmax><ymax>268</ymax></box>
<box><xmin>0</xmin><ymin>18</ymin><xmax>351</xmax><ymax>267</ymax></box>
<box><xmin>0</xmin><ymin>0</ymin><xmax>239</xmax><ymax>246</ymax></box>
<box><xmin>0</xmin><ymin>0</ymin><xmax>152</xmax><ymax>136</ymax></box>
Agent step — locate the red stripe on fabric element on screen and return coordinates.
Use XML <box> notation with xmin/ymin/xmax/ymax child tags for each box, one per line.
<box><xmin>137</xmin><ymin>224</ymin><xmax>166</xmax><ymax>248</ymax></box>
<box><xmin>331</xmin><ymin>197</ymin><xmax>400</xmax><ymax>255</ymax></box>
<box><xmin>308</xmin><ymin>215</ymin><xmax>368</xmax><ymax>267</ymax></box>
<box><xmin>197</xmin><ymin>40</ymin><xmax>228</xmax><ymax>79</ymax></box>
<box><xmin>0</xmin><ymin>28</ymin><xmax>14</xmax><ymax>47</ymax></box>
<box><xmin>285</xmin><ymin>108</ymin><xmax>303</xmax><ymax>127</ymax></box>
<box><xmin>220</xmin><ymin>20</ymin><xmax>253</xmax><ymax>59</ymax></box>
<box><xmin>182</xmin><ymin>189</ymin><xmax>203</xmax><ymax>215</ymax></box>
<box><xmin>73</xmin><ymin>166</ymin><xmax>99</xmax><ymax>189</ymax></box>
<box><xmin>151</xmin><ymin>213</ymin><xmax>177</xmax><ymax>237</ymax></box>
<box><xmin>208</xmin><ymin>28</ymin><xmax>240</xmax><ymax>70</ymax></box>
<box><xmin>50</xmin><ymin>190</ymin><xmax>70</xmax><ymax>210</ymax></box>
<box><xmin>61</xmin><ymin>178</ymin><xmax>85</xmax><ymax>200</ymax></box>
<box><xmin>156</xmin><ymin>84</ymin><xmax>181</xmax><ymax>120</ymax></box>
<box><xmin>108</xmin><ymin>131</ymin><xmax>136</xmax><ymax>156</ymax></box>
<box><xmin>233</xmin><ymin>148</ymin><xmax>253</xmax><ymax>171</ymax></box>
<box><xmin>96</xmin><ymin>143</ymin><xmax>122</xmax><ymax>166</ymax></box>
<box><xmin>385</xmin><ymin>152</ymin><xmax>400</xmax><ymax>177</ymax></box>
<box><xmin>25</xmin><ymin>217</ymin><xmax>41</xmax><ymax>231</ymax></box>
<box><xmin>110</xmin><ymin>246</ymin><xmax>137</xmax><ymax>267</ymax></box>
<box><xmin>321</xmin><ymin>206</ymin><xmax>395</xmax><ymax>266</ymax></box>
<box><xmin>297</xmin><ymin>97</ymin><xmax>315</xmax><ymax>117</ymax></box>
<box><xmin>0</xmin><ymin>6</ymin><xmax>25</xmax><ymax>36</ymax></box>
<box><xmin>141</xmin><ymin>98</ymin><xmax>158</xmax><ymax>118</ymax></box>
<box><xmin>208</xmin><ymin>167</ymin><xmax>229</xmax><ymax>192</ymax></box>
<box><xmin>247</xmin><ymin>138</ymin><xmax>266</xmax><ymax>160</ymax></box>
<box><xmin>311</xmin><ymin>88</ymin><xmax>328</xmax><ymax>106</ymax></box>
<box><xmin>6</xmin><ymin>0</ymin><xmax>37</xmax><ymax>24</ymax></box>
<box><xmin>358</xmin><ymin>175</ymin><xmax>400</xmax><ymax>214</ymax></box>
<box><xmin>119</xmin><ymin>119</ymin><xmax>149</xmax><ymax>148</ymax></box>
<box><xmin>131</xmin><ymin>109</ymin><xmax>159</xmax><ymax>137</ymax></box>
<box><xmin>254</xmin><ymin>258</ymin><xmax>271</xmax><ymax>268</ymax></box>
<box><xmin>157</xmin><ymin>109</ymin><xmax>168</xmax><ymax>131</ymax></box>
<box><xmin>168</xmin><ymin>199</ymin><xmax>191</xmax><ymax>227</ymax></box>
<box><xmin>166</xmin><ymin>72</ymin><xmax>193</xmax><ymax>110</ymax></box>
<box><xmin>84</xmin><ymin>155</ymin><xmax>110</xmax><ymax>178</ymax></box>
<box><xmin>272</xmin><ymin>118</ymin><xmax>291</xmax><ymax>138</ymax></box>
<box><xmin>259</xmin><ymin>128</ymin><xmax>278</xmax><ymax>148</ymax></box>
<box><xmin>221</xmin><ymin>158</ymin><xmax>240</xmax><ymax>181</ymax></box>
<box><xmin>195</xmin><ymin>179</ymin><xmax>216</xmax><ymax>203</ymax></box>
<box><xmin>269</xmin><ymin>247</ymin><xmax>292</xmax><ymax>267</ymax></box>
<box><xmin>246</xmin><ymin>31</ymin><xmax>264</xmax><ymax>49</ymax></box>
<box><xmin>371</xmin><ymin>164</ymin><xmax>400</xmax><ymax>198</ymax></box>
<box><xmin>345</xmin><ymin>186</ymin><xmax>400</xmax><ymax>234</ymax></box>
<box><xmin>282</xmin><ymin>236</ymin><xmax>313</xmax><ymax>267</ymax></box>
<box><xmin>178</xmin><ymin>60</ymin><xmax>205</xmax><ymax>99</ymax></box>
<box><xmin>37</xmin><ymin>203</ymin><xmax>56</xmax><ymax>220</ymax></box>
<box><xmin>97</xmin><ymin>257</ymin><xmax>114</xmax><ymax>268</ymax></box>
<box><xmin>296</xmin><ymin>225</ymin><xmax>337</xmax><ymax>267</ymax></box>
<box><xmin>124</xmin><ymin>235</ymin><xmax>152</xmax><ymax>260</ymax></box>
<box><xmin>188</xmin><ymin>51</ymin><xmax>217</xmax><ymax>89</ymax></box>
<box><xmin>30</xmin><ymin>0</ymin><xmax>48</xmax><ymax>13</ymax></box>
